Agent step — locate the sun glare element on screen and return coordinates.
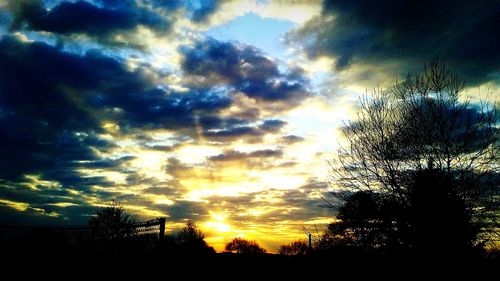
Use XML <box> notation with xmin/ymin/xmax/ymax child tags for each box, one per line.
<box><xmin>204</xmin><ymin>212</ymin><xmax>232</xmax><ymax>232</ymax></box>
<box><xmin>131</xmin><ymin>151</ymin><xmax>169</xmax><ymax>181</ymax></box>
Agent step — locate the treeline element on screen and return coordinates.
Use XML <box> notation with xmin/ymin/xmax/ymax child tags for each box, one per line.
<box><xmin>1</xmin><ymin>198</ymin><xmax>499</xmax><ymax>265</ymax></box>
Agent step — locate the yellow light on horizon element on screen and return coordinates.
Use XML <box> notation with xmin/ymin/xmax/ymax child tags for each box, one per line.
<box><xmin>204</xmin><ymin>221</ymin><xmax>232</xmax><ymax>232</ymax></box>
<box><xmin>203</xmin><ymin>212</ymin><xmax>232</xmax><ymax>232</ymax></box>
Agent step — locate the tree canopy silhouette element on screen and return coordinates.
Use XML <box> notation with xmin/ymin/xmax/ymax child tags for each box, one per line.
<box><xmin>89</xmin><ymin>201</ymin><xmax>136</xmax><ymax>239</ymax></box>
<box><xmin>88</xmin><ymin>201</ymin><xmax>137</xmax><ymax>252</ymax></box>
<box><xmin>225</xmin><ymin>238</ymin><xmax>266</xmax><ymax>255</ymax></box>
<box><xmin>279</xmin><ymin>240</ymin><xmax>308</xmax><ymax>256</ymax></box>
<box><xmin>175</xmin><ymin>220</ymin><xmax>215</xmax><ymax>256</ymax></box>
<box><xmin>325</xmin><ymin>59</ymin><xmax>499</xmax><ymax>257</ymax></box>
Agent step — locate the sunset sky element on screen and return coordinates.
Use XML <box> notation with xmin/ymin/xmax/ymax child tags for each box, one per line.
<box><xmin>0</xmin><ymin>0</ymin><xmax>498</xmax><ymax>252</ymax></box>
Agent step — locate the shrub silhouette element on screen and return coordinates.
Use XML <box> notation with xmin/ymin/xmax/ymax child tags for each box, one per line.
<box><xmin>88</xmin><ymin>201</ymin><xmax>137</xmax><ymax>252</ymax></box>
<box><xmin>175</xmin><ymin>221</ymin><xmax>215</xmax><ymax>256</ymax></box>
<box><xmin>225</xmin><ymin>238</ymin><xmax>266</xmax><ymax>255</ymax></box>
<box><xmin>279</xmin><ymin>241</ymin><xmax>308</xmax><ymax>256</ymax></box>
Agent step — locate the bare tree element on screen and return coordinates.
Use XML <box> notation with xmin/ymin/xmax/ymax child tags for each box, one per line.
<box><xmin>327</xmin><ymin>59</ymin><xmax>498</xmax><ymax>251</ymax></box>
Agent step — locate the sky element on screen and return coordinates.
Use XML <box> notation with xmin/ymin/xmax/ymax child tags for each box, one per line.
<box><xmin>0</xmin><ymin>0</ymin><xmax>498</xmax><ymax>252</ymax></box>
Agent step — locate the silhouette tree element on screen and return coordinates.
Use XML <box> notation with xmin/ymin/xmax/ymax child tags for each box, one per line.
<box><xmin>88</xmin><ymin>201</ymin><xmax>137</xmax><ymax>252</ymax></box>
<box><xmin>336</xmin><ymin>191</ymin><xmax>386</xmax><ymax>249</ymax></box>
<box><xmin>175</xmin><ymin>221</ymin><xmax>215</xmax><ymax>256</ymax></box>
<box><xmin>225</xmin><ymin>238</ymin><xmax>266</xmax><ymax>255</ymax></box>
<box><xmin>176</xmin><ymin>221</ymin><xmax>205</xmax><ymax>244</ymax></box>
<box><xmin>279</xmin><ymin>240</ymin><xmax>308</xmax><ymax>256</ymax></box>
<box><xmin>406</xmin><ymin>168</ymin><xmax>479</xmax><ymax>256</ymax></box>
<box><xmin>317</xmin><ymin>191</ymin><xmax>397</xmax><ymax>253</ymax></box>
<box><xmin>327</xmin><ymin>59</ymin><xmax>499</xmax><ymax>256</ymax></box>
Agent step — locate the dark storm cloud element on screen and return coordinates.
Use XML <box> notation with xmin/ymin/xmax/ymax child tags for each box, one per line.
<box><xmin>0</xmin><ymin>116</ymin><xmax>110</xmax><ymax>181</ymax></box>
<box><xmin>147</xmin><ymin>184</ymin><xmax>185</xmax><ymax>196</ymax></box>
<box><xmin>209</xmin><ymin>149</ymin><xmax>284</xmax><ymax>162</ymax></box>
<box><xmin>165</xmin><ymin>158</ymin><xmax>195</xmax><ymax>178</ymax></box>
<box><xmin>0</xmin><ymin>1</ymin><xmax>319</xmax><ymax>227</ymax></box>
<box><xmin>189</xmin><ymin>0</ymin><xmax>220</xmax><ymax>23</ymax></box>
<box><xmin>0</xmin><ymin>8</ymin><xmax>11</xmax><ymax>26</ymax></box>
<box><xmin>259</xmin><ymin>119</ymin><xmax>287</xmax><ymax>132</ymax></box>
<box><xmin>0</xmin><ymin>34</ymin><xmax>233</xmax><ymax>132</ymax></box>
<box><xmin>143</xmin><ymin>144</ymin><xmax>175</xmax><ymax>151</ymax></box>
<box><xmin>0</xmin><ymin>35</ymin><xmax>134</xmax><ymax>181</ymax></box>
<box><xmin>181</xmin><ymin>37</ymin><xmax>311</xmax><ymax>103</ymax></box>
<box><xmin>8</xmin><ymin>0</ymin><xmax>171</xmax><ymax>44</ymax></box>
<box><xmin>290</xmin><ymin>0</ymin><xmax>500</xmax><ymax>85</ymax></box>
<box><xmin>0</xmin><ymin>183</ymin><xmax>83</xmax><ymax>207</ymax></box>
<box><xmin>93</xmin><ymin>0</ymin><xmax>222</xmax><ymax>24</ymax></box>
<box><xmin>0</xmin><ymin>205</ymin><xmax>68</xmax><ymax>225</ymax></box>
<box><xmin>203</xmin><ymin>126</ymin><xmax>263</xmax><ymax>142</ymax></box>
<box><xmin>202</xmin><ymin>118</ymin><xmax>287</xmax><ymax>142</ymax></box>
<box><xmin>0</xmin><ymin>34</ymin><xmax>236</xmax><ymax>215</ymax></box>
<box><xmin>281</xmin><ymin>135</ymin><xmax>305</xmax><ymax>144</ymax></box>
<box><xmin>197</xmin><ymin>115</ymin><xmax>249</xmax><ymax>130</ymax></box>
<box><xmin>160</xmin><ymin>200</ymin><xmax>210</xmax><ymax>221</ymax></box>
<box><xmin>125</xmin><ymin>173</ymin><xmax>164</xmax><ymax>187</ymax></box>
<box><xmin>77</xmin><ymin>156</ymin><xmax>136</xmax><ymax>169</ymax></box>
<box><xmin>0</xmin><ymin>178</ymin><xmax>105</xmax><ymax>224</ymax></box>
<box><xmin>104</xmin><ymin>87</ymin><xmax>232</xmax><ymax>132</ymax></box>
<box><xmin>149</xmin><ymin>0</ymin><xmax>185</xmax><ymax>10</ymax></box>
<box><xmin>247</xmin><ymin>149</ymin><xmax>283</xmax><ymax>158</ymax></box>
<box><xmin>50</xmin><ymin>172</ymin><xmax>113</xmax><ymax>190</ymax></box>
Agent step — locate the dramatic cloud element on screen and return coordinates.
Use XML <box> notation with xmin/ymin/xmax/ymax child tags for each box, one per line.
<box><xmin>281</xmin><ymin>135</ymin><xmax>305</xmax><ymax>144</ymax></box>
<box><xmin>0</xmin><ymin>34</ymin><xmax>235</xmax><ymax>184</ymax></box>
<box><xmin>209</xmin><ymin>149</ymin><xmax>283</xmax><ymax>162</ymax></box>
<box><xmin>0</xmin><ymin>32</ymin><xmax>311</xmax><ymax>187</ymax></box>
<box><xmin>8</xmin><ymin>0</ymin><xmax>173</xmax><ymax>45</ymax></box>
<box><xmin>0</xmin><ymin>0</ymin><xmax>396</xmax><ymax>252</ymax></box>
<box><xmin>189</xmin><ymin>0</ymin><xmax>220</xmax><ymax>23</ymax></box>
<box><xmin>289</xmin><ymin>0</ymin><xmax>500</xmax><ymax>85</ymax></box>
<box><xmin>260</xmin><ymin>119</ymin><xmax>287</xmax><ymax>132</ymax></box>
<box><xmin>0</xmin><ymin>179</ymin><xmax>99</xmax><ymax>224</ymax></box>
<box><xmin>0</xmin><ymin>28</ymin><xmax>316</xmax><ymax>236</ymax></box>
<box><xmin>202</xmin><ymin>119</ymin><xmax>287</xmax><ymax>143</ymax></box>
<box><xmin>181</xmin><ymin>37</ymin><xmax>311</xmax><ymax>103</ymax></box>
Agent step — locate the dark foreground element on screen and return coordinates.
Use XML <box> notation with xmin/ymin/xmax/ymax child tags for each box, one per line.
<box><xmin>3</xmin><ymin>247</ymin><xmax>499</xmax><ymax>277</ymax></box>
<box><xmin>1</xmin><ymin>226</ymin><xmax>498</xmax><ymax>276</ymax></box>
